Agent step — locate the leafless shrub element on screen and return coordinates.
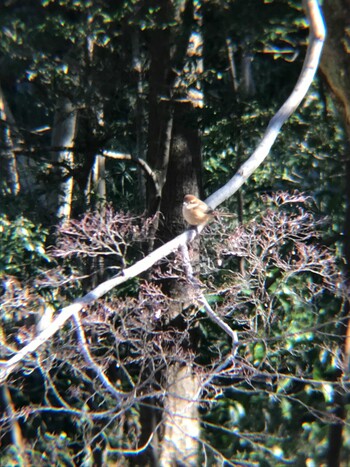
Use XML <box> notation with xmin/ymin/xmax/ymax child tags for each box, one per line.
<box><xmin>0</xmin><ymin>193</ymin><xmax>346</xmax><ymax>464</ymax></box>
<box><xmin>196</xmin><ymin>193</ymin><xmax>346</xmax><ymax>387</ymax></box>
<box><xmin>52</xmin><ymin>206</ymin><xmax>156</xmax><ymax>270</ymax></box>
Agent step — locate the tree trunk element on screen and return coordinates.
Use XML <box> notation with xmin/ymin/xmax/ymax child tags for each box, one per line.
<box><xmin>159</xmin><ymin>365</ymin><xmax>200</xmax><ymax>466</ymax></box>
<box><xmin>0</xmin><ymin>84</ymin><xmax>20</xmax><ymax>196</ymax></box>
<box><xmin>137</xmin><ymin>2</ymin><xmax>203</xmax><ymax>463</ymax></box>
<box><xmin>145</xmin><ymin>0</ymin><xmax>175</xmax><ymax>218</ymax></box>
<box><xmin>158</xmin><ymin>100</ymin><xmax>202</xmax><ymax>466</ymax></box>
<box><xmin>46</xmin><ymin>98</ymin><xmax>77</xmax><ymax>222</ymax></box>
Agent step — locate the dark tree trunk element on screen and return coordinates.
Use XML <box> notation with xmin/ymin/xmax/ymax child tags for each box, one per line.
<box><xmin>136</xmin><ymin>2</ymin><xmax>203</xmax><ymax>463</ymax></box>
<box><xmin>159</xmin><ymin>101</ymin><xmax>202</xmax><ymax>241</ymax></box>
<box><xmin>158</xmin><ymin>100</ymin><xmax>202</xmax><ymax>467</ymax></box>
<box><xmin>145</xmin><ymin>0</ymin><xmax>175</xmax><ymax>217</ymax></box>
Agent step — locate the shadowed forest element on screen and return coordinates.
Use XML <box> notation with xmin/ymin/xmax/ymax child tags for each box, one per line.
<box><xmin>1</xmin><ymin>1</ymin><xmax>350</xmax><ymax>466</ymax></box>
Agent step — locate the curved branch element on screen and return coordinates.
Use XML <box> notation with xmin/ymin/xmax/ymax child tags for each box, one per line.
<box><xmin>206</xmin><ymin>0</ymin><xmax>325</xmax><ymax>208</ymax></box>
<box><xmin>102</xmin><ymin>150</ymin><xmax>161</xmax><ymax>197</ymax></box>
<box><xmin>0</xmin><ymin>0</ymin><xmax>325</xmax><ymax>381</ymax></box>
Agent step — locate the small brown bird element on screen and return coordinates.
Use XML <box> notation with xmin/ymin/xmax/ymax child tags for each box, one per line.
<box><xmin>182</xmin><ymin>194</ymin><xmax>215</xmax><ymax>226</ymax></box>
<box><xmin>182</xmin><ymin>194</ymin><xmax>235</xmax><ymax>226</ymax></box>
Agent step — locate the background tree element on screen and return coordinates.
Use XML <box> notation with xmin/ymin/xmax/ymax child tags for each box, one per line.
<box><xmin>0</xmin><ymin>1</ymin><xmax>348</xmax><ymax>466</ymax></box>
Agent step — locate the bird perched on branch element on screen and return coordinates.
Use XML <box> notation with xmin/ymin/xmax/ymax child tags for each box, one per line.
<box><xmin>182</xmin><ymin>194</ymin><xmax>234</xmax><ymax>226</ymax></box>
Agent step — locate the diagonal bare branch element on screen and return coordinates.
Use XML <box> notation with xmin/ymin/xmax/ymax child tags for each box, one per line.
<box><xmin>205</xmin><ymin>0</ymin><xmax>325</xmax><ymax>209</ymax></box>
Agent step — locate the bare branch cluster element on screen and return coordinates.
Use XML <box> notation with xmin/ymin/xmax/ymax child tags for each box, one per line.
<box><xmin>194</xmin><ymin>193</ymin><xmax>346</xmax><ymax>387</ymax></box>
<box><xmin>0</xmin><ymin>191</ymin><xmax>346</xmax><ymax>464</ymax></box>
<box><xmin>52</xmin><ymin>206</ymin><xmax>155</xmax><ymax>269</ymax></box>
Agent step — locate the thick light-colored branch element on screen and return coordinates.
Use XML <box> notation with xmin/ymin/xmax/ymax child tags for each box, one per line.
<box><xmin>0</xmin><ymin>0</ymin><xmax>325</xmax><ymax>381</ymax></box>
<box><xmin>0</xmin><ymin>228</ymin><xmax>198</xmax><ymax>381</ymax></box>
<box><xmin>206</xmin><ymin>0</ymin><xmax>325</xmax><ymax>209</ymax></box>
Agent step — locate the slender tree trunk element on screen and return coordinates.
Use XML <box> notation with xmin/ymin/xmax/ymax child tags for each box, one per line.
<box><xmin>47</xmin><ymin>98</ymin><xmax>77</xmax><ymax>222</ymax></box>
<box><xmin>0</xmin><ymin>84</ymin><xmax>20</xmax><ymax>196</ymax></box>
<box><xmin>92</xmin><ymin>154</ymin><xmax>106</xmax><ymax>208</ymax></box>
<box><xmin>0</xmin><ymin>385</ymin><xmax>29</xmax><ymax>465</ymax></box>
<box><xmin>132</xmin><ymin>28</ymin><xmax>146</xmax><ymax>201</ymax></box>
<box><xmin>145</xmin><ymin>0</ymin><xmax>175</xmax><ymax>218</ymax></box>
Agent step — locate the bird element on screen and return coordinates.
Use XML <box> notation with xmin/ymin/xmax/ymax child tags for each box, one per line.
<box><xmin>182</xmin><ymin>194</ymin><xmax>214</xmax><ymax>226</ymax></box>
<box><xmin>182</xmin><ymin>194</ymin><xmax>236</xmax><ymax>226</ymax></box>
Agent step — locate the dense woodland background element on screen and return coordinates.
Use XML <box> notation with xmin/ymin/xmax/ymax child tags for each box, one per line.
<box><xmin>1</xmin><ymin>0</ymin><xmax>350</xmax><ymax>465</ymax></box>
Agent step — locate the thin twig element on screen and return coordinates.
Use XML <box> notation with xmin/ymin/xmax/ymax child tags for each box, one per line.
<box><xmin>73</xmin><ymin>312</ymin><xmax>129</xmax><ymax>398</ymax></box>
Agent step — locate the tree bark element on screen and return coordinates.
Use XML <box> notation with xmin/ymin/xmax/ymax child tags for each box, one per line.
<box><xmin>48</xmin><ymin>98</ymin><xmax>77</xmax><ymax>221</ymax></box>
<box><xmin>145</xmin><ymin>0</ymin><xmax>175</xmax><ymax>217</ymax></box>
<box><xmin>137</xmin><ymin>2</ymin><xmax>203</xmax><ymax>464</ymax></box>
<box><xmin>0</xmin><ymin>84</ymin><xmax>20</xmax><ymax>196</ymax></box>
<box><xmin>159</xmin><ymin>366</ymin><xmax>200</xmax><ymax>466</ymax></box>
<box><xmin>157</xmin><ymin>100</ymin><xmax>202</xmax><ymax>466</ymax></box>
